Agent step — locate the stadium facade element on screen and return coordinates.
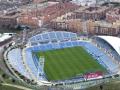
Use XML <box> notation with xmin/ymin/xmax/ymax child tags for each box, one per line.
<box><xmin>3</xmin><ymin>31</ymin><xmax>120</xmax><ymax>89</ymax></box>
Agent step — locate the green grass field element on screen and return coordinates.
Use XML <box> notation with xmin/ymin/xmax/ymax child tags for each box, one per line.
<box><xmin>35</xmin><ymin>46</ymin><xmax>106</xmax><ymax>81</ymax></box>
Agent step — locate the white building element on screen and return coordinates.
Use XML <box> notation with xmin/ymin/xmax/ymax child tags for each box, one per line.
<box><xmin>71</xmin><ymin>0</ymin><xmax>96</xmax><ymax>6</ymax></box>
<box><xmin>111</xmin><ymin>0</ymin><xmax>120</xmax><ymax>3</ymax></box>
<box><xmin>71</xmin><ymin>0</ymin><xmax>115</xmax><ymax>6</ymax></box>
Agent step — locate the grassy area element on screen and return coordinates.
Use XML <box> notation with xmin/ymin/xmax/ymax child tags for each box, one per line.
<box><xmin>87</xmin><ymin>80</ymin><xmax>120</xmax><ymax>90</ymax></box>
<box><xmin>36</xmin><ymin>46</ymin><xmax>106</xmax><ymax>81</ymax></box>
<box><xmin>0</xmin><ymin>85</ymin><xmax>24</xmax><ymax>90</ymax></box>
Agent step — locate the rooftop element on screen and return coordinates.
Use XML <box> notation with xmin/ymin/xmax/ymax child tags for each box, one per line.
<box><xmin>0</xmin><ymin>33</ymin><xmax>12</xmax><ymax>42</ymax></box>
<box><xmin>97</xmin><ymin>36</ymin><xmax>120</xmax><ymax>55</ymax></box>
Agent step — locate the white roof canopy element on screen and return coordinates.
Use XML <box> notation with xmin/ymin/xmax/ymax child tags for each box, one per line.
<box><xmin>0</xmin><ymin>34</ymin><xmax>11</xmax><ymax>42</ymax></box>
<box><xmin>97</xmin><ymin>36</ymin><xmax>120</xmax><ymax>56</ymax></box>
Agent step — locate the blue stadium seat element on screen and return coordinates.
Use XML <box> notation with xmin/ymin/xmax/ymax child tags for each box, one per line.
<box><xmin>52</xmin><ymin>43</ymin><xmax>60</xmax><ymax>49</ymax></box>
<box><xmin>63</xmin><ymin>32</ymin><xmax>70</xmax><ymax>39</ymax></box>
<box><xmin>70</xmin><ymin>33</ymin><xmax>77</xmax><ymax>39</ymax></box>
<box><xmin>59</xmin><ymin>42</ymin><xmax>66</xmax><ymax>48</ymax></box>
<box><xmin>25</xmin><ymin>51</ymin><xmax>45</xmax><ymax>80</ymax></box>
<box><xmin>84</xmin><ymin>43</ymin><xmax>119</xmax><ymax>73</ymax></box>
<box><xmin>48</xmin><ymin>32</ymin><xmax>57</xmax><ymax>40</ymax></box>
<box><xmin>56</xmin><ymin>31</ymin><xmax>64</xmax><ymax>41</ymax></box>
<box><xmin>42</xmin><ymin>33</ymin><xmax>49</xmax><ymax>40</ymax></box>
<box><xmin>36</xmin><ymin>35</ymin><xmax>42</xmax><ymax>41</ymax></box>
<box><xmin>66</xmin><ymin>42</ymin><xmax>72</xmax><ymax>47</ymax></box>
<box><xmin>72</xmin><ymin>41</ymin><xmax>79</xmax><ymax>46</ymax></box>
<box><xmin>7</xmin><ymin>49</ymin><xmax>31</xmax><ymax>79</ymax></box>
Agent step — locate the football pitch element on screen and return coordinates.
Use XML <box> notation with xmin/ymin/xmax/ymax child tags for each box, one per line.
<box><xmin>35</xmin><ymin>46</ymin><xmax>106</xmax><ymax>81</ymax></box>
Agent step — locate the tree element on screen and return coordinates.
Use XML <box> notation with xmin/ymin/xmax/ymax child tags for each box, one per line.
<box><xmin>12</xmin><ymin>79</ymin><xmax>16</xmax><ymax>83</ymax></box>
<box><xmin>100</xmin><ymin>85</ymin><xmax>103</xmax><ymax>90</ymax></box>
<box><xmin>2</xmin><ymin>74</ymin><xmax>6</xmax><ymax>79</ymax></box>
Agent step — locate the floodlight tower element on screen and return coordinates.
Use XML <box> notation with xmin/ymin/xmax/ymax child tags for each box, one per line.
<box><xmin>22</xmin><ymin>28</ymin><xmax>27</xmax><ymax>44</ymax></box>
<box><xmin>22</xmin><ymin>26</ymin><xmax>30</xmax><ymax>45</ymax></box>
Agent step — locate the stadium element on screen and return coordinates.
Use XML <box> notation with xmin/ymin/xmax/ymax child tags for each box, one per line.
<box><xmin>4</xmin><ymin>31</ymin><xmax>120</xmax><ymax>89</ymax></box>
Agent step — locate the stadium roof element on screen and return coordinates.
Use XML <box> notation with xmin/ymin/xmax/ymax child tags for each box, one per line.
<box><xmin>0</xmin><ymin>33</ymin><xmax>11</xmax><ymax>42</ymax></box>
<box><xmin>97</xmin><ymin>36</ymin><xmax>120</xmax><ymax>56</ymax></box>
